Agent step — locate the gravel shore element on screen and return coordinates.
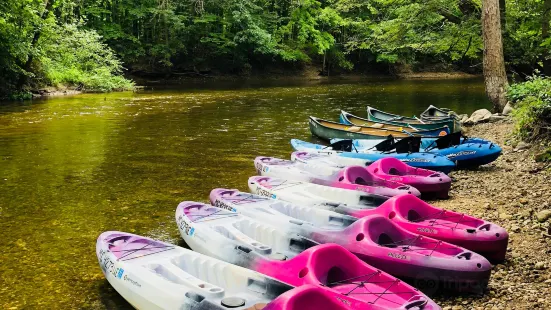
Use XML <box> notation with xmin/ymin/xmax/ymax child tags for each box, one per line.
<box><xmin>432</xmin><ymin>119</ymin><xmax>551</xmax><ymax>309</ymax></box>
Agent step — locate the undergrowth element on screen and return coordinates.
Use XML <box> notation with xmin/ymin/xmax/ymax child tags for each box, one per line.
<box><xmin>507</xmin><ymin>74</ymin><xmax>551</xmax><ymax>142</ymax></box>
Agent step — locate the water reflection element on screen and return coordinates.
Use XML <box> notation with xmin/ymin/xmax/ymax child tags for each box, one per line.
<box><xmin>0</xmin><ymin>78</ymin><xmax>488</xmax><ymax>308</ymax></box>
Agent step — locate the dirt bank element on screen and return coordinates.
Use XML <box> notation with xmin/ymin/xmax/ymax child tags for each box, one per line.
<box><xmin>433</xmin><ymin>120</ymin><xmax>551</xmax><ymax>309</ymax></box>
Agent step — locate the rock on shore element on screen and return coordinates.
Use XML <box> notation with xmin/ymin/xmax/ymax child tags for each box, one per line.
<box><xmin>433</xmin><ymin>119</ymin><xmax>551</xmax><ymax>309</ymax></box>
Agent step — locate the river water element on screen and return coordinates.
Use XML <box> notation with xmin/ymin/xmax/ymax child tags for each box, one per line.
<box><xmin>0</xmin><ymin>78</ymin><xmax>489</xmax><ymax>309</ymax></box>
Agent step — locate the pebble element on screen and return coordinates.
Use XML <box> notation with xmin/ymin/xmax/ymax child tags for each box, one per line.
<box><xmin>433</xmin><ymin>120</ymin><xmax>551</xmax><ymax>309</ymax></box>
<box><xmin>537</xmin><ymin>209</ymin><xmax>551</xmax><ymax>222</ymax></box>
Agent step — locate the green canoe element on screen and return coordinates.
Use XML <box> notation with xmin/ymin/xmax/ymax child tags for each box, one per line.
<box><xmin>367</xmin><ymin>106</ymin><xmax>461</xmax><ymax>132</ymax></box>
<box><xmin>420</xmin><ymin>105</ymin><xmax>461</xmax><ymax>122</ymax></box>
<box><xmin>308</xmin><ymin>116</ymin><xmax>447</xmax><ymax>141</ymax></box>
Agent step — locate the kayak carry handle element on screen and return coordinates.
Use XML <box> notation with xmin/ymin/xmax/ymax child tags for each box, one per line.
<box><xmin>404</xmin><ymin>298</ymin><xmax>428</xmax><ymax>309</ymax></box>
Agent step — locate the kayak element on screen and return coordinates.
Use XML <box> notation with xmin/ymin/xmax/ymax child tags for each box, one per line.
<box><xmin>265</xmin><ymin>285</ymin><xmax>381</xmax><ymax>310</ymax></box>
<box><xmin>309</xmin><ymin>116</ymin><xmax>450</xmax><ymax>141</ymax></box>
<box><xmin>282</xmin><ymin>152</ymin><xmax>451</xmax><ymax>198</ymax></box>
<box><xmin>248</xmin><ymin>177</ymin><xmax>508</xmax><ymax>262</ymax></box>
<box><xmin>291</xmin><ymin>138</ymin><xmax>456</xmax><ymax>173</ymax></box>
<box><xmin>176</xmin><ymin>201</ymin><xmax>441</xmax><ymax>308</ymax></box>
<box><xmin>96</xmin><ymin>231</ymin><xmax>294</xmax><ymax>310</ymax></box>
<box><xmin>254</xmin><ymin>156</ymin><xmax>422</xmax><ymax>197</ymax></box>
<box><xmin>332</xmin><ymin>133</ymin><xmax>502</xmax><ymax>168</ymax></box>
<box><xmin>367</xmin><ymin>106</ymin><xmax>461</xmax><ymax>133</ymax></box>
<box><xmin>360</xmin><ymin>194</ymin><xmax>509</xmax><ymax>263</ymax></box>
<box><xmin>210</xmin><ymin>189</ymin><xmax>492</xmax><ymax>290</ymax></box>
<box><xmin>248</xmin><ymin>175</ymin><xmax>389</xmax><ymax>209</ymax></box>
<box><xmin>366</xmin><ymin>157</ymin><xmax>452</xmax><ymax>198</ymax></box>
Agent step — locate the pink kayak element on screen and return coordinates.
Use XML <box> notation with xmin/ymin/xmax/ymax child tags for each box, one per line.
<box><xmin>353</xmin><ymin>194</ymin><xmax>509</xmax><ymax>262</ymax></box>
<box><xmin>177</xmin><ymin>201</ymin><xmax>440</xmax><ymax>309</ymax></box>
<box><xmin>367</xmin><ymin>157</ymin><xmax>452</xmax><ymax>198</ymax></box>
<box><xmin>255</xmin><ymin>244</ymin><xmax>439</xmax><ymax>309</ymax></box>
<box><xmin>264</xmin><ymin>285</ymin><xmax>376</xmax><ymax>310</ymax></box>
<box><xmin>255</xmin><ymin>156</ymin><xmax>421</xmax><ymax>198</ymax></box>
<box><xmin>247</xmin><ymin>175</ymin><xmax>508</xmax><ymax>263</ymax></box>
<box><xmin>210</xmin><ymin>188</ymin><xmax>492</xmax><ymax>291</ymax></box>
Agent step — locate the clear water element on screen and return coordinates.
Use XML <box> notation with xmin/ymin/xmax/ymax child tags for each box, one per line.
<box><xmin>0</xmin><ymin>78</ymin><xmax>489</xmax><ymax>308</ymax></box>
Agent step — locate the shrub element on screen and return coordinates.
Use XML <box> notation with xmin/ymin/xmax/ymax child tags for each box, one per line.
<box><xmin>39</xmin><ymin>24</ymin><xmax>134</xmax><ymax>92</ymax></box>
<box><xmin>507</xmin><ymin>75</ymin><xmax>551</xmax><ymax>141</ymax></box>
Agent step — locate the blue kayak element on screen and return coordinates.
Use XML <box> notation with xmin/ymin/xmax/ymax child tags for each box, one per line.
<box><xmin>291</xmin><ymin>139</ymin><xmax>456</xmax><ymax>173</ymax></box>
<box><xmin>329</xmin><ymin>133</ymin><xmax>502</xmax><ymax>168</ymax></box>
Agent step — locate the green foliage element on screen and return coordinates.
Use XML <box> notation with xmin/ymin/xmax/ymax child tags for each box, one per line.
<box><xmin>39</xmin><ymin>24</ymin><xmax>134</xmax><ymax>92</ymax></box>
<box><xmin>0</xmin><ymin>0</ymin><xmax>132</xmax><ymax>98</ymax></box>
<box><xmin>535</xmin><ymin>147</ymin><xmax>551</xmax><ymax>162</ymax></box>
<box><xmin>508</xmin><ymin>75</ymin><xmax>551</xmax><ymax>141</ymax></box>
<box><xmin>2</xmin><ymin>0</ymin><xmax>551</xmax><ymax>98</ymax></box>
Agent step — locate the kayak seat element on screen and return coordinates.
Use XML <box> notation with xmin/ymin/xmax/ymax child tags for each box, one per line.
<box><xmin>355</xmin><ymin>177</ymin><xmax>373</xmax><ymax>186</ymax></box>
<box><xmin>342</xmin><ymin>166</ymin><xmax>376</xmax><ymax>185</ymax></box>
<box><xmin>377</xmin><ymin>233</ymin><xmax>398</xmax><ymax>248</ymax></box>
<box><xmin>388</xmin><ymin>167</ymin><xmax>402</xmax><ymax>176</ymax></box>
<box><xmin>361</xmin><ymin>216</ymin><xmax>414</xmax><ymax>247</ymax></box>
<box><xmin>407</xmin><ymin>210</ymin><xmax>422</xmax><ymax>222</ymax></box>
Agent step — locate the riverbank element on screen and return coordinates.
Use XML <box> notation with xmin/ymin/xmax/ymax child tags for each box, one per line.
<box><xmin>433</xmin><ymin>120</ymin><xmax>551</xmax><ymax>308</ymax></box>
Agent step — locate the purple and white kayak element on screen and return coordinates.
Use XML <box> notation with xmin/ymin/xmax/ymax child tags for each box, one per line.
<box><xmin>97</xmin><ymin>231</ymin><xmax>294</xmax><ymax>310</ymax></box>
<box><xmin>292</xmin><ymin>152</ymin><xmax>452</xmax><ymax>198</ymax></box>
<box><xmin>176</xmin><ymin>201</ymin><xmax>440</xmax><ymax>309</ymax></box>
<box><xmin>248</xmin><ymin>175</ymin><xmax>508</xmax><ymax>263</ymax></box>
<box><xmin>209</xmin><ymin>189</ymin><xmax>492</xmax><ymax>291</ymax></box>
<box><xmin>255</xmin><ymin>156</ymin><xmax>421</xmax><ymax>197</ymax></box>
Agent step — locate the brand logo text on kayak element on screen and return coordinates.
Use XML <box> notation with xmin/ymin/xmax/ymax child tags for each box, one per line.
<box><xmin>446</xmin><ymin>151</ymin><xmax>476</xmax><ymax>158</ymax></box>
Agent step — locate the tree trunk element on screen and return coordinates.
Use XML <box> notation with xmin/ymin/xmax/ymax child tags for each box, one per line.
<box><xmin>482</xmin><ymin>0</ymin><xmax>509</xmax><ymax>112</ymax></box>
<box><xmin>543</xmin><ymin>0</ymin><xmax>551</xmax><ymax>75</ymax></box>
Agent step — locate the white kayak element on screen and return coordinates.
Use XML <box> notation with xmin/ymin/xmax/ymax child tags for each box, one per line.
<box><xmin>291</xmin><ymin>151</ymin><xmax>359</xmax><ymax>170</ymax></box>
<box><xmin>254</xmin><ymin>156</ymin><xmax>421</xmax><ymax>197</ymax></box>
<box><xmin>97</xmin><ymin>231</ymin><xmax>292</xmax><ymax>310</ymax></box>
<box><xmin>247</xmin><ymin>175</ymin><xmax>388</xmax><ymax>212</ymax></box>
<box><xmin>175</xmin><ymin>202</ymin><xmax>440</xmax><ymax>310</ymax></box>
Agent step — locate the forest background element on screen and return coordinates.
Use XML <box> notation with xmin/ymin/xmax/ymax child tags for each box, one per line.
<box><xmin>0</xmin><ymin>0</ymin><xmax>550</xmax><ymax>99</ymax></box>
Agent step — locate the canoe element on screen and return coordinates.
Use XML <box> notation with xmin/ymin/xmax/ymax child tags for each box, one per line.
<box><xmin>176</xmin><ymin>200</ymin><xmax>442</xmax><ymax>306</ymax></box>
<box><xmin>290</xmin><ymin>138</ymin><xmax>456</xmax><ymax>173</ymax></box>
<box><xmin>367</xmin><ymin>106</ymin><xmax>461</xmax><ymax>133</ymax></box>
<box><xmin>247</xmin><ymin>177</ymin><xmax>509</xmax><ymax>263</ymax></box>
<box><xmin>309</xmin><ymin>116</ymin><xmax>449</xmax><ymax>141</ymax></box>
<box><xmin>421</xmin><ymin>105</ymin><xmax>460</xmax><ymax>122</ymax></box>
<box><xmin>209</xmin><ymin>189</ymin><xmax>492</xmax><ymax>290</ymax></box>
<box><xmin>331</xmin><ymin>133</ymin><xmax>502</xmax><ymax>168</ymax></box>
<box><xmin>285</xmin><ymin>153</ymin><xmax>451</xmax><ymax>198</ymax></box>
<box><xmin>96</xmin><ymin>231</ymin><xmax>293</xmax><ymax>310</ymax></box>
<box><xmin>341</xmin><ymin>110</ymin><xmax>429</xmax><ymax>132</ymax></box>
<box><xmin>338</xmin><ymin>110</ymin><xmax>420</xmax><ymax>131</ymax></box>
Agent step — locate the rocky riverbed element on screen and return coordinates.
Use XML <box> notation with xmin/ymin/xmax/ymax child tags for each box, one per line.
<box><xmin>432</xmin><ymin>119</ymin><xmax>551</xmax><ymax>309</ymax></box>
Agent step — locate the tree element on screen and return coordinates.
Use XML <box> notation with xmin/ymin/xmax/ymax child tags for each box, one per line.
<box><xmin>543</xmin><ymin>0</ymin><xmax>551</xmax><ymax>75</ymax></box>
<box><xmin>481</xmin><ymin>0</ymin><xmax>508</xmax><ymax>112</ymax></box>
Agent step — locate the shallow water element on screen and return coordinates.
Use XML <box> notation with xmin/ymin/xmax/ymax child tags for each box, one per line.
<box><xmin>0</xmin><ymin>78</ymin><xmax>489</xmax><ymax>309</ymax></box>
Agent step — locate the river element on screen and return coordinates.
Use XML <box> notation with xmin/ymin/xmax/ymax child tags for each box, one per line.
<box><xmin>0</xmin><ymin>78</ymin><xmax>489</xmax><ymax>309</ymax></box>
